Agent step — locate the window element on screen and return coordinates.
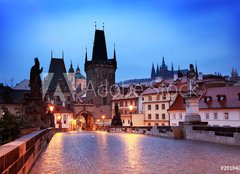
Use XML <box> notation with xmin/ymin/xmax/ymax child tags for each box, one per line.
<box><xmin>163</xmin><ymin>94</ymin><xmax>166</xmax><ymax>100</ymax></box>
<box><xmin>148</xmin><ymin>114</ymin><xmax>151</xmax><ymax>119</ymax></box>
<box><xmin>156</xmin><ymin>95</ymin><xmax>160</xmax><ymax>100</ymax></box>
<box><xmin>135</xmin><ymin>100</ymin><xmax>138</xmax><ymax>106</ymax></box>
<box><xmin>161</xmin><ymin>123</ymin><xmax>165</xmax><ymax>126</ymax></box>
<box><xmin>224</xmin><ymin>113</ymin><xmax>229</xmax><ymax>119</ymax></box>
<box><xmin>162</xmin><ymin>114</ymin><xmax>165</xmax><ymax>120</ymax></box>
<box><xmin>142</xmin><ymin>97</ymin><xmax>144</xmax><ymax>101</ymax></box>
<box><xmin>63</xmin><ymin>115</ymin><xmax>67</xmax><ymax>124</ymax></box>
<box><xmin>130</xmin><ymin>100</ymin><xmax>132</xmax><ymax>105</ymax></box>
<box><xmin>155</xmin><ymin>104</ymin><xmax>159</xmax><ymax>110</ymax></box>
<box><xmin>120</xmin><ymin>102</ymin><xmax>123</xmax><ymax>107</ymax></box>
<box><xmin>173</xmin><ymin>114</ymin><xmax>176</xmax><ymax>119</ymax></box>
<box><xmin>155</xmin><ymin>114</ymin><xmax>159</xmax><ymax>119</ymax></box>
<box><xmin>128</xmin><ymin>120</ymin><xmax>130</xmax><ymax>124</ymax></box>
<box><xmin>148</xmin><ymin>96</ymin><xmax>152</xmax><ymax>101</ymax></box>
<box><xmin>162</xmin><ymin>104</ymin><xmax>165</xmax><ymax>110</ymax></box>
<box><xmin>206</xmin><ymin>113</ymin><xmax>209</xmax><ymax>119</ymax></box>
<box><xmin>125</xmin><ymin>101</ymin><xmax>127</xmax><ymax>107</ymax></box>
<box><xmin>148</xmin><ymin>123</ymin><xmax>151</xmax><ymax>126</ymax></box>
<box><xmin>214</xmin><ymin>113</ymin><xmax>218</xmax><ymax>119</ymax></box>
<box><xmin>155</xmin><ymin>123</ymin><xmax>159</xmax><ymax>126</ymax></box>
<box><xmin>148</xmin><ymin>105</ymin><xmax>151</xmax><ymax>110</ymax></box>
<box><xmin>179</xmin><ymin>114</ymin><xmax>182</xmax><ymax>119</ymax></box>
<box><xmin>122</xmin><ymin>120</ymin><xmax>125</xmax><ymax>123</ymax></box>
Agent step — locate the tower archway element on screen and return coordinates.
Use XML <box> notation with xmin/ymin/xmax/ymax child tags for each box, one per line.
<box><xmin>76</xmin><ymin>111</ymin><xmax>94</xmax><ymax>131</ymax></box>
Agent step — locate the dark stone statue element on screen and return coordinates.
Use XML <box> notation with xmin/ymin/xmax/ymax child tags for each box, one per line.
<box><xmin>187</xmin><ymin>64</ymin><xmax>197</xmax><ymax>96</ymax></box>
<box><xmin>29</xmin><ymin>57</ymin><xmax>43</xmax><ymax>99</ymax></box>
<box><xmin>24</xmin><ymin>57</ymin><xmax>48</xmax><ymax>129</ymax></box>
<box><xmin>111</xmin><ymin>104</ymin><xmax>123</xmax><ymax>126</ymax></box>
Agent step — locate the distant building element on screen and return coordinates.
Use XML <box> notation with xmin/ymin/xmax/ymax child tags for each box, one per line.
<box><xmin>111</xmin><ymin>85</ymin><xmax>145</xmax><ymax>126</ymax></box>
<box><xmin>168</xmin><ymin>86</ymin><xmax>240</xmax><ymax>127</ymax></box>
<box><xmin>151</xmin><ymin>57</ymin><xmax>188</xmax><ymax>80</ymax></box>
<box><xmin>13</xmin><ymin>79</ymin><xmax>30</xmax><ymax>90</ymax></box>
<box><xmin>141</xmin><ymin>78</ymin><xmax>188</xmax><ymax>126</ymax></box>
<box><xmin>51</xmin><ymin>104</ymin><xmax>74</xmax><ymax>130</ymax></box>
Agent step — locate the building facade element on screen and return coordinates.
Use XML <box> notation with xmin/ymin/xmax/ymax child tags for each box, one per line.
<box><xmin>169</xmin><ymin>86</ymin><xmax>240</xmax><ymax>127</ymax></box>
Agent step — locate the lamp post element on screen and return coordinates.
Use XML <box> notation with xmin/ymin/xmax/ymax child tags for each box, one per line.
<box><xmin>129</xmin><ymin>105</ymin><xmax>133</xmax><ymax>126</ymax></box>
<box><xmin>48</xmin><ymin>105</ymin><xmax>55</xmax><ymax>128</ymax></box>
<box><xmin>102</xmin><ymin>115</ymin><xmax>105</xmax><ymax>130</ymax></box>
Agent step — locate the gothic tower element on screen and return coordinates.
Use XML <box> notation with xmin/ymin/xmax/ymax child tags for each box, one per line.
<box><xmin>84</xmin><ymin>29</ymin><xmax>117</xmax><ymax>106</ymax></box>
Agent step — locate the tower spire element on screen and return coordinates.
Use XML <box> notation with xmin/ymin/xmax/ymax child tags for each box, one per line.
<box><xmin>156</xmin><ymin>64</ymin><xmax>160</xmax><ymax>76</ymax></box>
<box><xmin>62</xmin><ymin>51</ymin><xmax>64</xmax><ymax>59</ymax></box>
<box><xmin>51</xmin><ymin>50</ymin><xmax>53</xmax><ymax>59</ymax></box>
<box><xmin>85</xmin><ymin>47</ymin><xmax>88</xmax><ymax>63</ymax></box>
<box><xmin>178</xmin><ymin>65</ymin><xmax>183</xmax><ymax>78</ymax></box>
<box><xmin>195</xmin><ymin>61</ymin><xmax>198</xmax><ymax>80</ymax></box>
<box><xmin>162</xmin><ymin>57</ymin><xmax>166</xmax><ymax>66</ymax></box>
<box><xmin>113</xmin><ymin>43</ymin><xmax>116</xmax><ymax>60</ymax></box>
<box><xmin>151</xmin><ymin>63</ymin><xmax>156</xmax><ymax>79</ymax></box>
<box><xmin>171</xmin><ymin>62</ymin><xmax>174</xmax><ymax>72</ymax></box>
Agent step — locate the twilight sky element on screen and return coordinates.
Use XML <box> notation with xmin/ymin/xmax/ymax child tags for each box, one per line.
<box><xmin>0</xmin><ymin>0</ymin><xmax>240</xmax><ymax>86</ymax></box>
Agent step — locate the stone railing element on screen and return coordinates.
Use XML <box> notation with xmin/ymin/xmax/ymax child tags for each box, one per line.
<box><xmin>109</xmin><ymin>126</ymin><xmax>182</xmax><ymax>139</ymax></box>
<box><xmin>185</xmin><ymin>125</ymin><xmax>240</xmax><ymax>146</ymax></box>
<box><xmin>0</xmin><ymin>128</ymin><xmax>56</xmax><ymax>174</ymax></box>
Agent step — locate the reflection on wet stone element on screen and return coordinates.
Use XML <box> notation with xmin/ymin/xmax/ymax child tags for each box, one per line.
<box><xmin>30</xmin><ymin>132</ymin><xmax>240</xmax><ymax>174</ymax></box>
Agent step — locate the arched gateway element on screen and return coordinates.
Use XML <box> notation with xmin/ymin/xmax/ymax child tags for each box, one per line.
<box><xmin>76</xmin><ymin>111</ymin><xmax>95</xmax><ymax>131</ymax></box>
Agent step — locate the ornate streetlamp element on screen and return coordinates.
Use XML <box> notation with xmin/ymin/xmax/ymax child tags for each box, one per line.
<box><xmin>102</xmin><ymin>115</ymin><xmax>105</xmax><ymax>130</ymax></box>
<box><xmin>129</xmin><ymin>105</ymin><xmax>133</xmax><ymax>126</ymax></box>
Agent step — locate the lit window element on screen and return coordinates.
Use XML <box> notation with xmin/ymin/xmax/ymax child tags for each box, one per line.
<box><xmin>206</xmin><ymin>113</ymin><xmax>209</xmax><ymax>119</ymax></box>
<box><xmin>224</xmin><ymin>113</ymin><xmax>229</xmax><ymax>119</ymax></box>
<box><xmin>214</xmin><ymin>113</ymin><xmax>218</xmax><ymax>119</ymax></box>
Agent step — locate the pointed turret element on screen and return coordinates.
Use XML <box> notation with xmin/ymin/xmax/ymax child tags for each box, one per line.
<box><xmin>171</xmin><ymin>62</ymin><xmax>174</xmax><ymax>72</ymax></box>
<box><xmin>195</xmin><ymin>62</ymin><xmax>198</xmax><ymax>80</ymax></box>
<box><xmin>113</xmin><ymin>44</ymin><xmax>116</xmax><ymax>61</ymax></box>
<box><xmin>68</xmin><ymin>60</ymin><xmax>74</xmax><ymax>73</ymax></box>
<box><xmin>178</xmin><ymin>66</ymin><xmax>183</xmax><ymax>78</ymax></box>
<box><xmin>85</xmin><ymin>47</ymin><xmax>88</xmax><ymax>64</ymax></box>
<box><xmin>156</xmin><ymin>64</ymin><xmax>160</xmax><ymax>76</ymax></box>
<box><xmin>162</xmin><ymin>57</ymin><xmax>166</xmax><ymax>67</ymax></box>
<box><xmin>151</xmin><ymin>63</ymin><xmax>156</xmax><ymax>79</ymax></box>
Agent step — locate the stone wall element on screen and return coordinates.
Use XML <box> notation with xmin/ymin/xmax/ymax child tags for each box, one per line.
<box><xmin>0</xmin><ymin>128</ymin><xmax>56</xmax><ymax>174</ymax></box>
<box><xmin>185</xmin><ymin>125</ymin><xmax>240</xmax><ymax>146</ymax></box>
<box><xmin>109</xmin><ymin>126</ymin><xmax>182</xmax><ymax>139</ymax></box>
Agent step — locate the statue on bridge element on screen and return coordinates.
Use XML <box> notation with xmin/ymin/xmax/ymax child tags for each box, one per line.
<box><xmin>29</xmin><ymin>57</ymin><xmax>43</xmax><ymax>99</ymax></box>
<box><xmin>111</xmin><ymin>103</ymin><xmax>123</xmax><ymax>126</ymax></box>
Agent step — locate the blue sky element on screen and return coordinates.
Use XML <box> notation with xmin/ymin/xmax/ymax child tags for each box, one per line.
<box><xmin>0</xmin><ymin>0</ymin><xmax>240</xmax><ymax>86</ymax></box>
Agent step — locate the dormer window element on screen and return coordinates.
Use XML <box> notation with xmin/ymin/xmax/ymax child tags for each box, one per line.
<box><xmin>217</xmin><ymin>95</ymin><xmax>226</xmax><ymax>102</ymax></box>
<box><xmin>204</xmin><ymin>96</ymin><xmax>212</xmax><ymax>103</ymax></box>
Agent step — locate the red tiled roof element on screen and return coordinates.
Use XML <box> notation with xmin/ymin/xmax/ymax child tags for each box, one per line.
<box><xmin>168</xmin><ymin>86</ymin><xmax>240</xmax><ymax>111</ymax></box>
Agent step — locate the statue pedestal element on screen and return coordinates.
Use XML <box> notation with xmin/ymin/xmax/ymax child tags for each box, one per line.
<box><xmin>184</xmin><ymin>94</ymin><xmax>201</xmax><ymax>123</ymax></box>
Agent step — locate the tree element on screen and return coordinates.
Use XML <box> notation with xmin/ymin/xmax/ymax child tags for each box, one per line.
<box><xmin>0</xmin><ymin>111</ymin><xmax>20</xmax><ymax>144</ymax></box>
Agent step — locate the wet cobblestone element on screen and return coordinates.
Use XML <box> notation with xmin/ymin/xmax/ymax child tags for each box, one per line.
<box><xmin>30</xmin><ymin>131</ymin><xmax>240</xmax><ymax>174</ymax></box>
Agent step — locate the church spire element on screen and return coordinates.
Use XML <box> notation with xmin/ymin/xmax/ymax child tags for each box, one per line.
<box><xmin>171</xmin><ymin>62</ymin><xmax>174</xmax><ymax>72</ymax></box>
<box><xmin>156</xmin><ymin>64</ymin><xmax>160</xmax><ymax>76</ymax></box>
<box><xmin>113</xmin><ymin>43</ymin><xmax>116</xmax><ymax>60</ymax></box>
<box><xmin>92</xmin><ymin>28</ymin><xmax>108</xmax><ymax>61</ymax></box>
<box><xmin>151</xmin><ymin>63</ymin><xmax>156</xmax><ymax>79</ymax></box>
<box><xmin>195</xmin><ymin>62</ymin><xmax>198</xmax><ymax>80</ymax></box>
<box><xmin>68</xmin><ymin>60</ymin><xmax>74</xmax><ymax>73</ymax></box>
<box><xmin>162</xmin><ymin>57</ymin><xmax>166</xmax><ymax>67</ymax></box>
<box><xmin>178</xmin><ymin>66</ymin><xmax>183</xmax><ymax>78</ymax></box>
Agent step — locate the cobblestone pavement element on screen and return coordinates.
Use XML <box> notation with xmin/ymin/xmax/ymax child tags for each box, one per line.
<box><xmin>30</xmin><ymin>131</ymin><xmax>240</xmax><ymax>174</ymax></box>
